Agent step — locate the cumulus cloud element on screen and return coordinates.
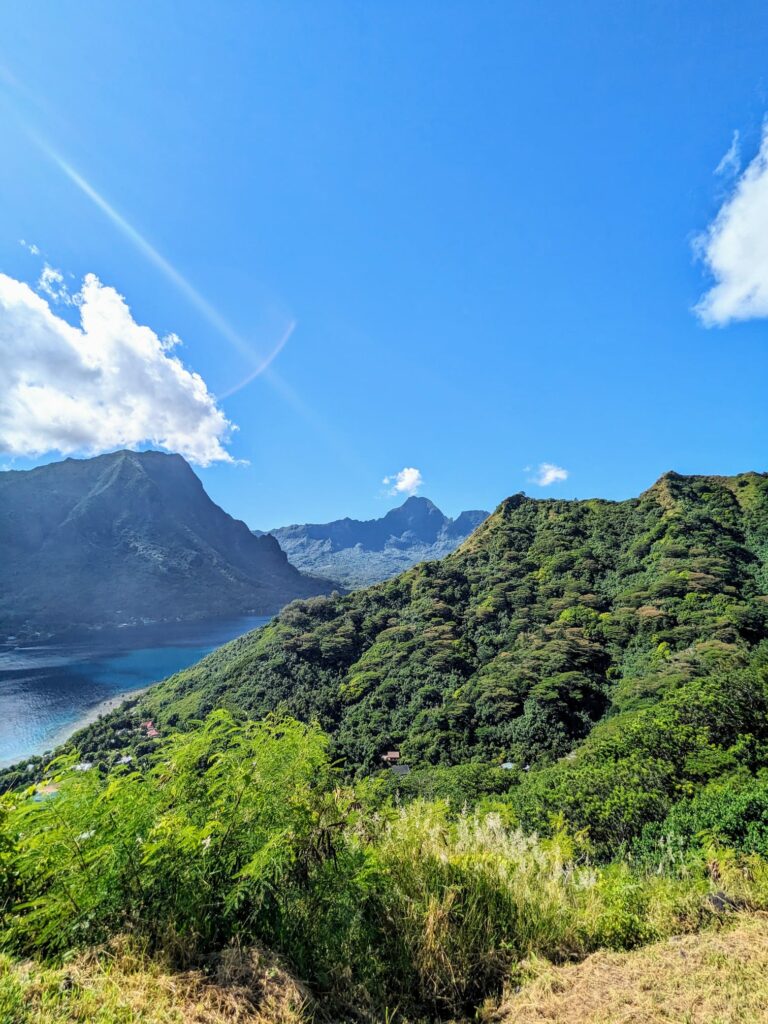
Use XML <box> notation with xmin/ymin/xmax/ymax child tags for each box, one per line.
<box><xmin>0</xmin><ymin>271</ymin><xmax>234</xmax><ymax>465</ymax></box>
<box><xmin>383</xmin><ymin>466</ymin><xmax>423</xmax><ymax>496</ymax></box>
<box><xmin>530</xmin><ymin>462</ymin><xmax>568</xmax><ymax>486</ymax></box>
<box><xmin>695</xmin><ymin>122</ymin><xmax>768</xmax><ymax>325</ymax></box>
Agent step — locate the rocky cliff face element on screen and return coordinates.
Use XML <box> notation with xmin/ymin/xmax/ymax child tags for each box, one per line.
<box><xmin>0</xmin><ymin>450</ymin><xmax>332</xmax><ymax>635</ymax></box>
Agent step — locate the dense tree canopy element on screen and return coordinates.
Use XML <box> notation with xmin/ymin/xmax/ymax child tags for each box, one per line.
<box><xmin>142</xmin><ymin>472</ymin><xmax>768</xmax><ymax>774</ymax></box>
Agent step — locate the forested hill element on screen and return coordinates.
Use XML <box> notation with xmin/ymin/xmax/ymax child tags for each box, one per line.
<box><xmin>255</xmin><ymin>495</ymin><xmax>489</xmax><ymax>588</ymax></box>
<box><xmin>142</xmin><ymin>471</ymin><xmax>768</xmax><ymax>777</ymax></box>
<box><xmin>0</xmin><ymin>450</ymin><xmax>332</xmax><ymax>636</ymax></box>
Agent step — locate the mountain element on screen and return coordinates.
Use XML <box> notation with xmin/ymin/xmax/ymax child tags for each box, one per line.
<box><xmin>123</xmin><ymin>471</ymin><xmax>768</xmax><ymax>841</ymax></box>
<box><xmin>0</xmin><ymin>450</ymin><xmax>333</xmax><ymax>636</ymax></box>
<box><xmin>255</xmin><ymin>495</ymin><xmax>489</xmax><ymax>587</ymax></box>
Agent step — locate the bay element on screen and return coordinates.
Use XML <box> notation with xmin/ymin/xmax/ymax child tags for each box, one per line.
<box><xmin>0</xmin><ymin>616</ymin><xmax>270</xmax><ymax>767</ymax></box>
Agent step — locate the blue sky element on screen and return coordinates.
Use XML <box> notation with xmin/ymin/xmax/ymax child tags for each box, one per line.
<box><xmin>0</xmin><ymin>1</ymin><xmax>766</xmax><ymax>528</ymax></box>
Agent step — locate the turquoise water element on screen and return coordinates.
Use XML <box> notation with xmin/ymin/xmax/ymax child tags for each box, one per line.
<box><xmin>0</xmin><ymin>616</ymin><xmax>270</xmax><ymax>766</ymax></box>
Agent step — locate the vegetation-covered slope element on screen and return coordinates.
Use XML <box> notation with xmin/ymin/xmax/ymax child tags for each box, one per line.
<box><xmin>0</xmin><ymin>450</ymin><xmax>332</xmax><ymax>636</ymax></box>
<box><xmin>12</xmin><ymin>470</ymin><xmax>767</xmax><ymax>857</ymax></box>
<box><xmin>146</xmin><ymin>471</ymin><xmax>768</xmax><ymax>774</ymax></box>
<box><xmin>3</xmin><ymin>471</ymin><xmax>768</xmax><ymax>1021</ymax></box>
<box><xmin>257</xmin><ymin>495</ymin><xmax>488</xmax><ymax>588</ymax></box>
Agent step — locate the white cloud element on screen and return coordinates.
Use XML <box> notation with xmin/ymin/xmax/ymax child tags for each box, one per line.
<box><xmin>0</xmin><ymin>271</ymin><xmax>234</xmax><ymax>465</ymax></box>
<box><xmin>695</xmin><ymin>122</ymin><xmax>768</xmax><ymax>326</ymax></box>
<box><xmin>383</xmin><ymin>466</ymin><xmax>423</xmax><ymax>495</ymax></box>
<box><xmin>37</xmin><ymin>264</ymin><xmax>75</xmax><ymax>305</ymax></box>
<box><xmin>531</xmin><ymin>462</ymin><xmax>568</xmax><ymax>486</ymax></box>
<box><xmin>714</xmin><ymin>130</ymin><xmax>741</xmax><ymax>177</ymax></box>
<box><xmin>19</xmin><ymin>239</ymin><xmax>40</xmax><ymax>256</ymax></box>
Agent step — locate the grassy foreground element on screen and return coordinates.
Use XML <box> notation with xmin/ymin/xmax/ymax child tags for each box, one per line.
<box><xmin>3</xmin><ymin>916</ymin><xmax>768</xmax><ymax>1023</ymax></box>
<box><xmin>486</xmin><ymin>913</ymin><xmax>768</xmax><ymax>1024</ymax></box>
<box><xmin>0</xmin><ymin>941</ymin><xmax>310</xmax><ymax>1024</ymax></box>
<box><xmin>5</xmin><ymin>712</ymin><xmax>768</xmax><ymax>1020</ymax></box>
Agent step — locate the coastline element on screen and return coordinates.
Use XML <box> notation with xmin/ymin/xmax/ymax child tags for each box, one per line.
<box><xmin>52</xmin><ymin>685</ymin><xmax>151</xmax><ymax>748</ymax></box>
<box><xmin>0</xmin><ymin>614</ymin><xmax>272</xmax><ymax>770</ymax></box>
<box><xmin>0</xmin><ymin>686</ymin><xmax>150</xmax><ymax>769</ymax></box>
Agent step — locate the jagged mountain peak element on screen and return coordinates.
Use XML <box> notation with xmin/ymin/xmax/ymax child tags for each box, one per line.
<box><xmin>259</xmin><ymin>496</ymin><xmax>490</xmax><ymax>588</ymax></box>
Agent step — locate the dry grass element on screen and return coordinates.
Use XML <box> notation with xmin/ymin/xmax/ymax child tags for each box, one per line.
<box><xmin>0</xmin><ymin>940</ymin><xmax>312</xmax><ymax>1024</ymax></box>
<box><xmin>484</xmin><ymin>913</ymin><xmax>768</xmax><ymax>1024</ymax></box>
<box><xmin>6</xmin><ymin>920</ymin><xmax>768</xmax><ymax>1024</ymax></box>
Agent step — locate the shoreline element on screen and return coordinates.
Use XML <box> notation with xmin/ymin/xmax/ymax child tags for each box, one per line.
<box><xmin>0</xmin><ymin>613</ymin><xmax>272</xmax><ymax>770</ymax></box>
<box><xmin>0</xmin><ymin>686</ymin><xmax>150</xmax><ymax>769</ymax></box>
<box><xmin>54</xmin><ymin>685</ymin><xmax>151</xmax><ymax>746</ymax></box>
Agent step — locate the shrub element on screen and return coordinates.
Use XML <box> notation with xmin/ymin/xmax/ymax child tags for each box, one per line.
<box><xmin>3</xmin><ymin>712</ymin><xmax>768</xmax><ymax>1020</ymax></box>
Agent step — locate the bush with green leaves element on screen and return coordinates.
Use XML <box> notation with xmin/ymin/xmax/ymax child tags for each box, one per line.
<box><xmin>634</xmin><ymin>772</ymin><xmax>768</xmax><ymax>861</ymax></box>
<box><xmin>0</xmin><ymin>713</ymin><xmax>361</xmax><ymax>959</ymax></box>
<box><xmin>5</xmin><ymin>711</ymin><xmax>768</xmax><ymax>1019</ymax></box>
<box><xmin>509</xmin><ymin>662</ymin><xmax>768</xmax><ymax>853</ymax></box>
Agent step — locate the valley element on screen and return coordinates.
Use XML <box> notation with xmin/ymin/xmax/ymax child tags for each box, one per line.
<box><xmin>2</xmin><ymin>8</ymin><xmax>766</xmax><ymax>1017</ymax></box>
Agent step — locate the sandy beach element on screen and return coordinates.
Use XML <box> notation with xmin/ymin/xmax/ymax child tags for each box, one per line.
<box><xmin>0</xmin><ymin>687</ymin><xmax>150</xmax><ymax>768</ymax></box>
<box><xmin>47</xmin><ymin>686</ymin><xmax>150</xmax><ymax>751</ymax></box>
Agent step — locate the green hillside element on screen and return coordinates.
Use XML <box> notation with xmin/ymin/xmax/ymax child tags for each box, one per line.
<box><xmin>22</xmin><ymin>469</ymin><xmax>760</xmax><ymax>857</ymax></box>
<box><xmin>144</xmin><ymin>471</ymin><xmax>768</xmax><ymax>773</ymax></box>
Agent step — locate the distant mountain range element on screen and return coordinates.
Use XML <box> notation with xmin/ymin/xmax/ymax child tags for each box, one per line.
<box><xmin>254</xmin><ymin>496</ymin><xmax>489</xmax><ymax>588</ymax></box>
<box><xmin>0</xmin><ymin>450</ymin><xmax>332</xmax><ymax>637</ymax></box>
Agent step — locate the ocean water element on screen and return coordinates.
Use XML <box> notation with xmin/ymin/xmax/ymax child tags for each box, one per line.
<box><xmin>0</xmin><ymin>616</ymin><xmax>270</xmax><ymax>767</ymax></box>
